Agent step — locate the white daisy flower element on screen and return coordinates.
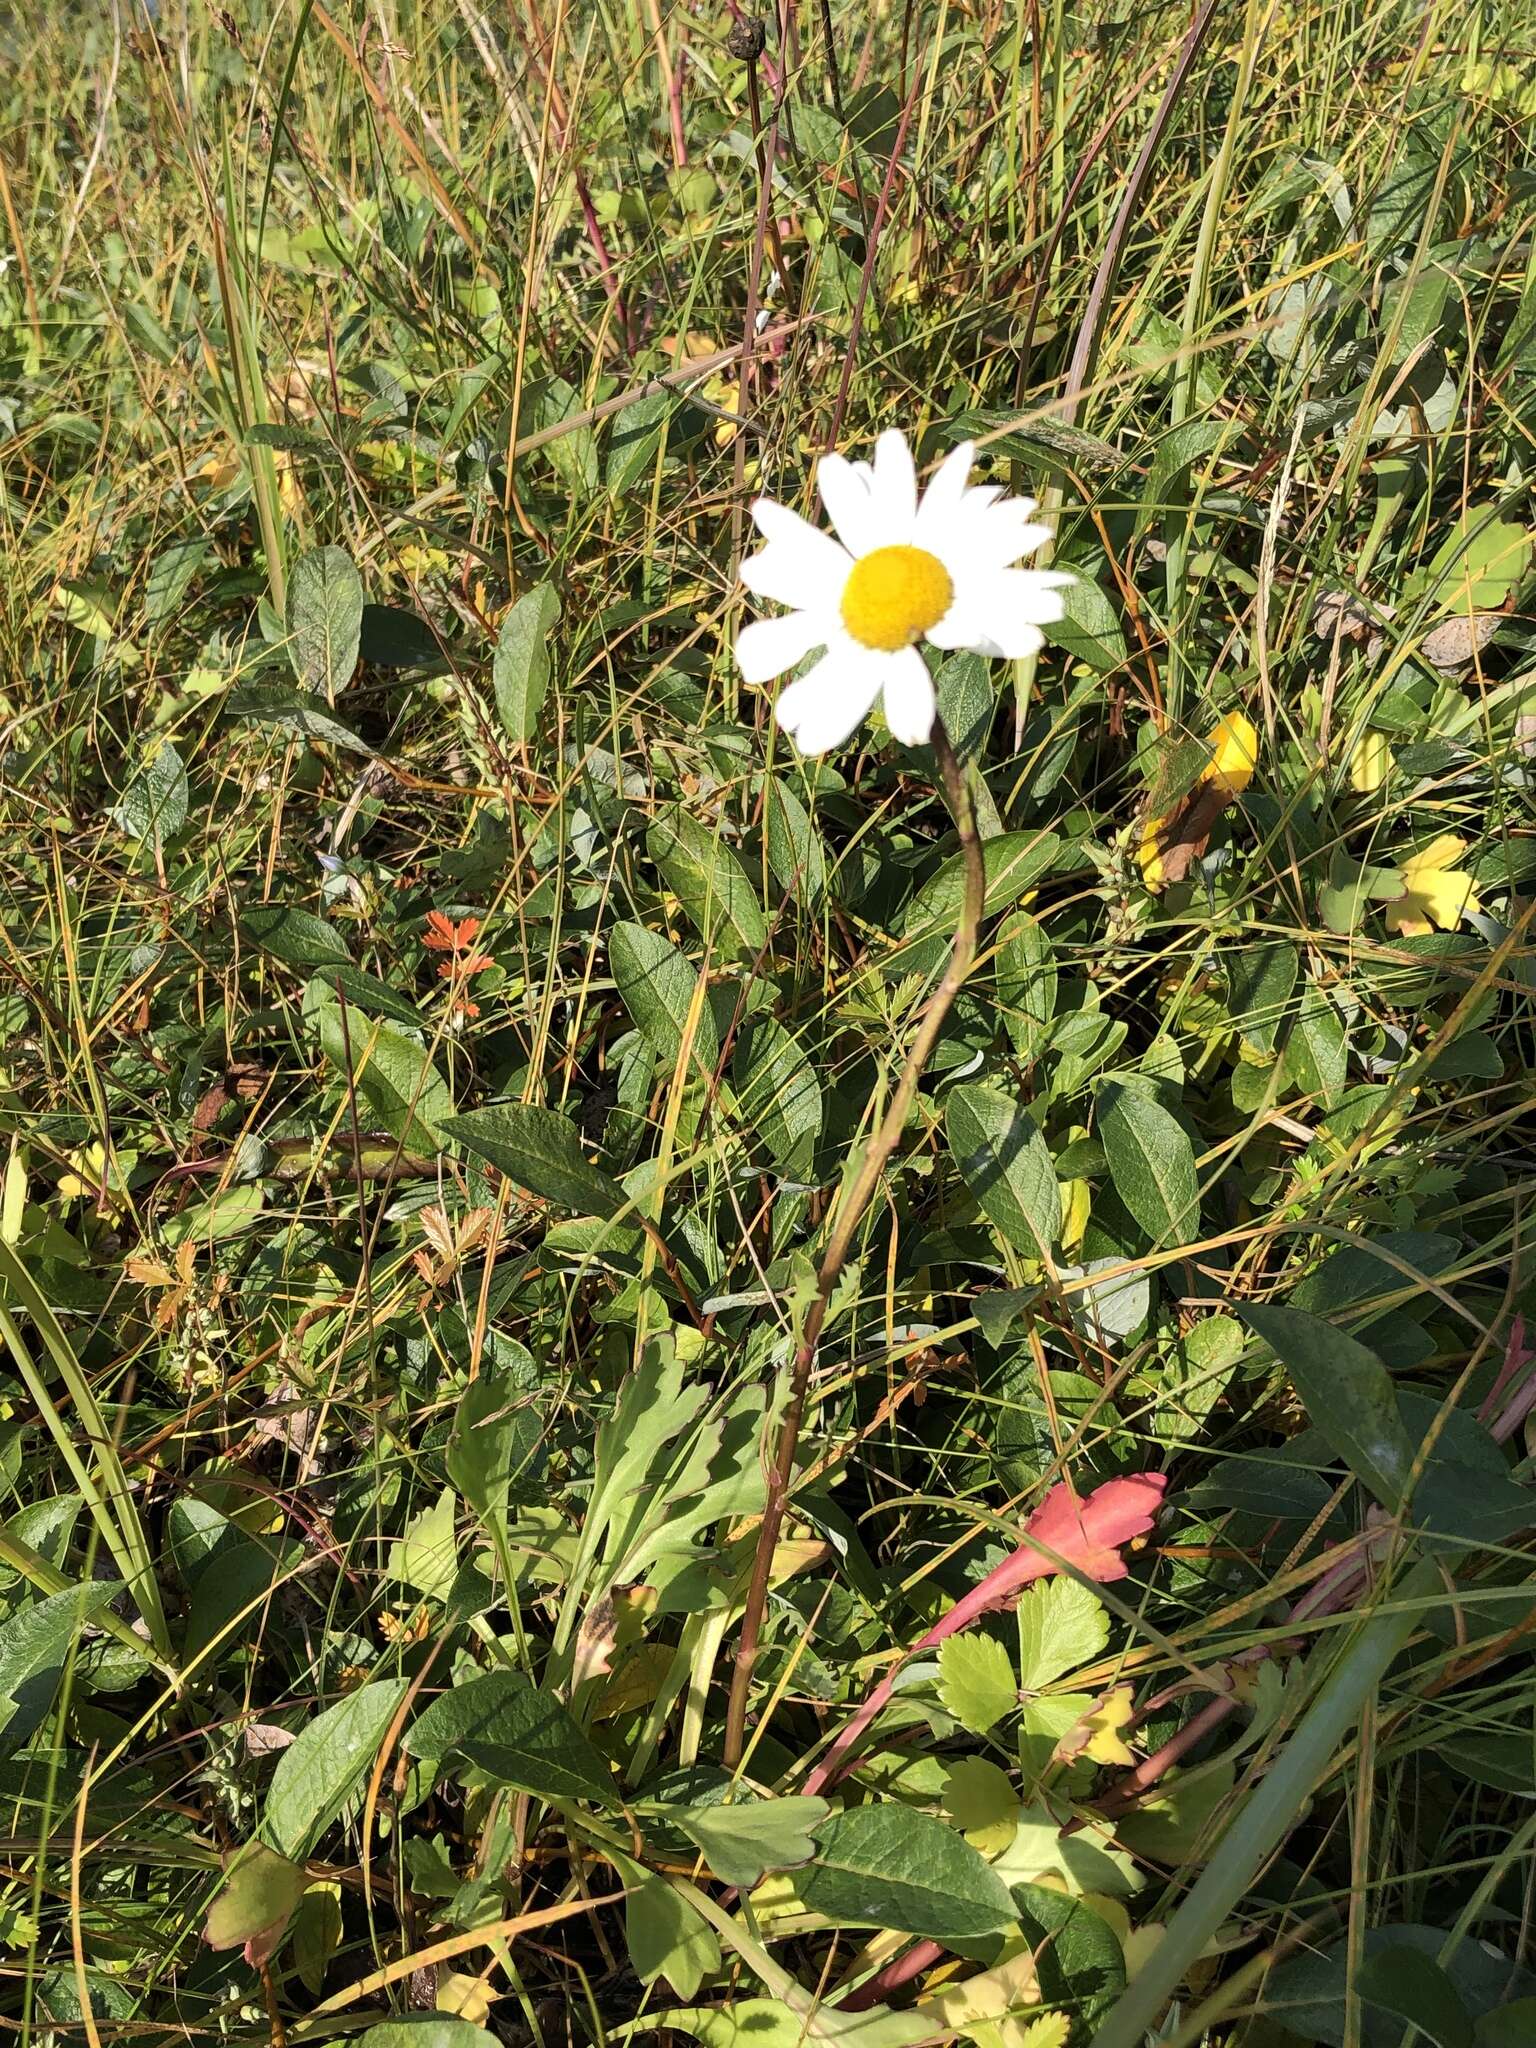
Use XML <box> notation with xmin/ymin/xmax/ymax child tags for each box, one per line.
<box><xmin>735</xmin><ymin>428</ymin><xmax>1075</xmax><ymax>756</ymax></box>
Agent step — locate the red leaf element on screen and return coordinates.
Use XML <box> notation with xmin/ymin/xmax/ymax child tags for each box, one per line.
<box><xmin>1022</xmin><ymin>1472</ymin><xmax>1167</xmax><ymax>1584</ymax></box>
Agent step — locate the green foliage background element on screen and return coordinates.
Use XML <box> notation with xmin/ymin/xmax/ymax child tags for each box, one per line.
<box><xmin>2</xmin><ymin>1</ymin><xmax>1536</xmax><ymax>2042</ymax></box>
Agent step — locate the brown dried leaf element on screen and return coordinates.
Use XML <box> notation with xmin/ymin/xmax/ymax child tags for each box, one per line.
<box><xmin>1419</xmin><ymin>610</ymin><xmax>1501</xmax><ymax>670</ymax></box>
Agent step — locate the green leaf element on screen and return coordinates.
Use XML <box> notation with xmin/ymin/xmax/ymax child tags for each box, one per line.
<box><xmin>996</xmin><ymin>909</ymin><xmax>1056</xmax><ymax>1060</ymax></box>
<box><xmin>313</xmin><ymin>963</ymin><xmax>424</xmax><ymax>1028</ymax></box>
<box><xmin>635</xmin><ymin>1998</ymin><xmax>934</xmax><ymax>2048</ymax></box>
<box><xmin>357</xmin><ymin>2025</ymin><xmax>500</xmax><ymax>2048</ymax></box>
<box><xmin>203</xmin><ymin>1841</ymin><xmax>310</xmax><ymax>1959</ymax></box>
<box><xmin>624</xmin><ymin>1868</ymin><xmax>722</xmax><ymax>1999</ymax></box>
<box><xmin>946</xmin><ymin>1084</ymin><xmax>1061</xmax><ymax>1256</ymax></box>
<box><xmin>648</xmin><ymin>807</ymin><xmax>768</xmax><ymax>961</ymax></box>
<box><xmin>937</xmin><ymin>1632</ymin><xmax>1018</xmax><ymax>1734</ymax></box>
<box><xmin>676</xmin><ymin>1796</ymin><xmax>830</xmax><ymax>1887</ymax></box>
<box><xmin>1016</xmin><ymin>1576</ymin><xmax>1110</xmax><ymax>1691</ymax></box>
<box><xmin>1280</xmin><ymin>980</ymin><xmax>1347</xmax><ymax>1107</ymax></box>
<box><xmin>764</xmin><ymin>777</ymin><xmax>827</xmax><ymax>907</ymax></box>
<box><xmin>610</xmin><ymin>922</ymin><xmax>718</xmax><ymax>1078</ymax></box>
<box><xmin>317</xmin><ymin>1006</ymin><xmax>451</xmax><ymax>1152</ymax></box>
<box><xmin>797</xmin><ymin>1806</ymin><xmax>1017</xmax><ymax>1939</ymax></box>
<box><xmin>291</xmin><ymin>1884</ymin><xmax>343</xmax><ymax>1995</ymax></box>
<box><xmin>733</xmin><ymin>1016</ymin><xmax>822</xmax><ymax>1181</ymax></box>
<box><xmin>446</xmin><ymin>1371</ymin><xmax>543</xmax><ymax>1520</ymax></box>
<box><xmin>287</xmin><ymin>544</ymin><xmax>364</xmax><ymax>697</ymax></box>
<box><xmin>262</xmin><ymin>1679</ymin><xmax>408</xmax><ymax>1860</ymax></box>
<box><xmin>359</xmin><ymin>603</ymin><xmax>446</xmax><ymax>670</ymax></box>
<box><xmin>493</xmin><ymin>582</ymin><xmax>561</xmax><ymax>743</ymax></box>
<box><xmin>1476</xmin><ymin>1999</ymin><xmax>1536</xmax><ymax>2045</ymax></box>
<box><xmin>1357</xmin><ymin>1948</ymin><xmax>1472</xmax><ymax>2048</ymax></box>
<box><xmin>144</xmin><ymin>537</ymin><xmax>209</xmax><ymax>624</ymax></box>
<box><xmin>444</xmin><ymin>1103</ymin><xmax>625</xmax><ymax>1216</ymax></box>
<box><xmin>606</xmin><ymin>391</ymin><xmax>672</xmax><ymax>494</ymax></box>
<box><xmin>1223</xmin><ymin>939</ymin><xmax>1297</xmax><ymax>1056</ymax></box>
<box><xmin>112</xmin><ymin>740</ymin><xmax>188</xmax><ymax>842</ymax></box>
<box><xmin>387</xmin><ymin>1487</ymin><xmax>459</xmax><ymax>1601</ymax></box>
<box><xmin>1050</xmin><ymin>577</ymin><xmax>1126</xmax><ymax>672</ymax></box>
<box><xmin>1239</xmin><ymin>1304</ymin><xmax>1415</xmax><ymax>1510</ymax></box>
<box><xmin>1009</xmin><ymin>1882</ymin><xmax>1126</xmax><ymax>2024</ymax></box>
<box><xmin>226</xmin><ymin>680</ymin><xmax>375</xmax><ymax>755</ymax></box>
<box><xmin>1414</xmin><ymin>506</ymin><xmax>1532</xmax><ymax>617</ymax></box>
<box><xmin>1098</xmin><ymin>1082</ymin><xmax>1199</xmax><ymax>1245</ymax></box>
<box><xmin>404</xmin><ymin>1672</ymin><xmax>615</xmax><ymax>1806</ymax></box>
<box><xmin>241</xmin><ymin>904</ymin><xmax>352</xmax><ymax>969</ymax></box>
<box><xmin>893</xmin><ymin>831</ymin><xmax>1060</xmax><ymax>980</ymax></box>
<box><xmin>0</xmin><ymin>1581</ymin><xmax>123</xmax><ymax>1757</ymax></box>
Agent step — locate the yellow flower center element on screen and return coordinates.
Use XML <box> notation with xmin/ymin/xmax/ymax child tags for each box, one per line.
<box><xmin>839</xmin><ymin>544</ymin><xmax>953</xmax><ymax>652</ymax></box>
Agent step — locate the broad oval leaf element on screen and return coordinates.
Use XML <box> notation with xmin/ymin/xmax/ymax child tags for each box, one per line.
<box><xmin>764</xmin><ymin>777</ymin><xmax>827</xmax><ymax>908</ymax></box>
<box><xmin>1098</xmin><ymin>1082</ymin><xmax>1199</xmax><ymax>1246</ymax></box>
<box><xmin>403</xmin><ymin>1670</ymin><xmax>615</xmax><ymax>1806</ymax></box>
<box><xmin>996</xmin><ymin>908</ymin><xmax>1056</xmax><ymax>1060</ymax></box>
<box><xmin>1239</xmin><ymin>1303</ymin><xmax>1415</xmax><ymax>1510</ymax></box>
<box><xmin>262</xmin><ymin>1678</ymin><xmax>408</xmax><ymax>1860</ymax></box>
<box><xmin>241</xmin><ymin>903</ymin><xmax>352</xmax><ymax>969</ymax></box>
<box><xmin>797</xmin><ymin>1806</ymin><xmax>1017</xmax><ymax>1939</ymax></box>
<box><xmin>610</xmin><ymin>922</ymin><xmax>719</xmax><ymax>1078</ymax></box>
<box><xmin>444</xmin><ymin>1103</ymin><xmax>625</xmax><ymax>1217</ymax></box>
<box><xmin>493</xmin><ymin>582</ymin><xmax>561</xmax><ymax>743</ymax></box>
<box><xmin>891</xmin><ymin>831</ymin><xmax>1060</xmax><ymax>981</ymax></box>
<box><xmin>648</xmin><ymin>807</ymin><xmax>768</xmax><ymax>961</ymax></box>
<box><xmin>287</xmin><ymin>544</ymin><xmax>363</xmax><ymax>697</ymax></box>
<box><xmin>316</xmin><ymin>1005</ymin><xmax>451</xmax><ymax>1152</ymax></box>
<box><xmin>946</xmin><ymin>1084</ymin><xmax>1061</xmax><ymax>1256</ymax></box>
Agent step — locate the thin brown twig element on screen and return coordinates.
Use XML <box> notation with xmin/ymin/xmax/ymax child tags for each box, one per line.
<box><xmin>722</xmin><ymin>718</ymin><xmax>986</xmax><ymax>1766</ymax></box>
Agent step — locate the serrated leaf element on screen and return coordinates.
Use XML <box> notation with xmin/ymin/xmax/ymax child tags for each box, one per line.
<box><xmin>937</xmin><ymin>1632</ymin><xmax>1018</xmax><ymax>1735</ymax></box>
<box><xmin>493</xmin><ymin>582</ymin><xmax>560</xmax><ymax>743</ymax></box>
<box><xmin>0</xmin><ymin>1581</ymin><xmax>123</xmax><ymax>1757</ymax></box>
<box><xmin>676</xmin><ymin>1796</ymin><xmax>829</xmax><ymax>1886</ymax></box>
<box><xmin>1239</xmin><ymin>1303</ymin><xmax>1415</xmax><ymax>1510</ymax></box>
<box><xmin>387</xmin><ymin>1486</ymin><xmax>458</xmax><ymax>1600</ymax></box>
<box><xmin>444</xmin><ymin>1103</ymin><xmax>625</xmax><ymax>1216</ymax></box>
<box><xmin>1015</xmin><ymin>1577</ymin><xmax>1109</xmax><ymax>1691</ymax></box>
<box><xmin>946</xmin><ymin>1084</ymin><xmax>1061</xmax><ymax>1256</ymax></box>
<box><xmin>262</xmin><ymin>1679</ymin><xmax>408</xmax><ymax>1860</ymax></box>
<box><xmin>648</xmin><ymin>807</ymin><xmax>768</xmax><ymax>960</ymax></box>
<box><xmin>1098</xmin><ymin>1082</ymin><xmax>1199</xmax><ymax>1245</ymax></box>
<box><xmin>287</xmin><ymin>544</ymin><xmax>363</xmax><ymax>697</ymax></box>
<box><xmin>797</xmin><ymin>1806</ymin><xmax>1017</xmax><ymax>1939</ymax></box>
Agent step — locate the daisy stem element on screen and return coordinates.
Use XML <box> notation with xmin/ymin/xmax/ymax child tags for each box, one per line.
<box><xmin>723</xmin><ymin>717</ymin><xmax>985</xmax><ymax>1768</ymax></box>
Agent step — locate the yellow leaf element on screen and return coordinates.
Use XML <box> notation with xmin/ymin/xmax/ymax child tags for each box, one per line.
<box><xmin>922</xmin><ymin>1945</ymin><xmax>1044</xmax><ymax>2048</ymax></box>
<box><xmin>1206</xmin><ymin>711</ymin><xmax>1258</xmax><ymax>796</ymax></box>
<box><xmin>1054</xmin><ymin>1683</ymin><xmax>1136</xmax><ymax>1768</ymax></box>
<box><xmin>1349</xmin><ymin>730</ymin><xmax>1392</xmax><ymax>794</ymax></box>
<box><xmin>1018</xmin><ymin>2018</ymin><xmax>1070</xmax><ymax>2048</ymax></box>
<box><xmin>1384</xmin><ymin>834</ymin><xmax>1483</xmax><ymax>937</ymax></box>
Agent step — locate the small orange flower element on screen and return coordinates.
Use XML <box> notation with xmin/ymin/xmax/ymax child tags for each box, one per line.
<box><xmin>422</xmin><ymin>910</ymin><xmax>481</xmax><ymax>953</ymax></box>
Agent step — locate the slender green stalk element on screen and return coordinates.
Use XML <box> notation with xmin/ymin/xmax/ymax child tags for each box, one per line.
<box><xmin>723</xmin><ymin>718</ymin><xmax>986</xmax><ymax>1765</ymax></box>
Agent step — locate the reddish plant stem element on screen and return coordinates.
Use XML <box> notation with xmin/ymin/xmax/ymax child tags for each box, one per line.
<box><xmin>840</xmin><ymin>1939</ymin><xmax>944</xmax><ymax>2014</ymax></box>
<box><xmin>722</xmin><ymin>722</ymin><xmax>984</xmax><ymax>1767</ymax></box>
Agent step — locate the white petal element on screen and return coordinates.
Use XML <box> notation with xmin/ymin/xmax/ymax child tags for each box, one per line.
<box><xmin>986</xmin><ymin>567</ymin><xmax>1072</xmax><ymax>626</ymax></box>
<box><xmin>915</xmin><ymin>440</ymin><xmax>975</xmax><ymax>531</ymax></box>
<box><xmin>870</xmin><ymin>430</ymin><xmax>919</xmax><ymax>524</ymax></box>
<box><xmin>735</xmin><ymin>609</ymin><xmax>830</xmax><ymax>684</ymax></box>
<box><xmin>775</xmin><ymin>644</ymin><xmax>884</xmax><ymax>754</ymax></box>
<box><xmin>741</xmin><ymin>501</ymin><xmax>851</xmax><ymax>608</ymax></box>
<box><xmin>818</xmin><ymin>453</ymin><xmax>890</xmax><ymax>556</ymax></box>
<box><xmin>881</xmin><ymin>647</ymin><xmax>937</xmax><ymax>744</ymax></box>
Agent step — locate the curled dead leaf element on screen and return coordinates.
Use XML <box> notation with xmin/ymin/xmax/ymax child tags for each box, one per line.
<box><xmin>1419</xmin><ymin>610</ymin><xmax>1501</xmax><ymax>670</ymax></box>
